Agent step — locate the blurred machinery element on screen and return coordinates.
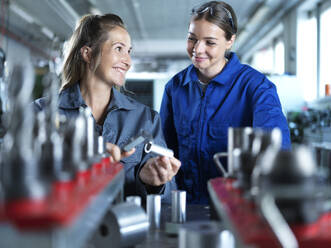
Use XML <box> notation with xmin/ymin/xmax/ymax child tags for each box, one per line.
<box><xmin>287</xmin><ymin>108</ymin><xmax>331</xmax><ymax>144</ymax></box>
<box><xmin>209</xmin><ymin>127</ymin><xmax>331</xmax><ymax>248</ymax></box>
<box><xmin>0</xmin><ymin>47</ymin><xmax>6</xmax><ymax>139</ymax></box>
<box><xmin>0</xmin><ymin>65</ymin><xmax>148</xmax><ymax>248</ymax></box>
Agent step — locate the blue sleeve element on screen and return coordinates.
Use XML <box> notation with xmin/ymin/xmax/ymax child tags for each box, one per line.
<box><xmin>160</xmin><ymin>82</ymin><xmax>179</xmax><ymax>157</ymax></box>
<box><xmin>251</xmin><ymin>78</ymin><xmax>291</xmax><ymax>149</ymax></box>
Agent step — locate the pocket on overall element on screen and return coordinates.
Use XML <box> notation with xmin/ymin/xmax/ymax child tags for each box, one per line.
<box><xmin>207</xmin><ymin>124</ymin><xmax>228</xmax><ymax>155</ymax></box>
<box><xmin>177</xmin><ymin>124</ymin><xmax>192</xmax><ymax>148</ymax></box>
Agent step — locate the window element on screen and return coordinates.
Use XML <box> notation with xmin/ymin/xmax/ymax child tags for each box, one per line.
<box><xmin>243</xmin><ymin>21</ymin><xmax>284</xmax><ymax>75</ymax></box>
<box><xmin>274</xmin><ymin>40</ymin><xmax>285</xmax><ymax>75</ymax></box>
<box><xmin>297</xmin><ymin>13</ymin><xmax>317</xmax><ymax>102</ymax></box>
<box><xmin>251</xmin><ymin>46</ymin><xmax>274</xmax><ymax>74</ymax></box>
<box><xmin>320</xmin><ymin>6</ymin><xmax>331</xmax><ymax>97</ymax></box>
<box><xmin>250</xmin><ymin>38</ymin><xmax>284</xmax><ymax>75</ymax></box>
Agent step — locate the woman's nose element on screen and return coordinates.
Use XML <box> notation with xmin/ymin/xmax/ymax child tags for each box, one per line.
<box><xmin>193</xmin><ymin>41</ymin><xmax>204</xmax><ymax>53</ymax></box>
<box><xmin>123</xmin><ymin>53</ymin><xmax>132</xmax><ymax>69</ymax></box>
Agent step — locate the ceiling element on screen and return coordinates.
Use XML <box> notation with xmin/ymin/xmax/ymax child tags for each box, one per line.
<box><xmin>1</xmin><ymin>0</ymin><xmax>301</xmax><ymax>72</ymax></box>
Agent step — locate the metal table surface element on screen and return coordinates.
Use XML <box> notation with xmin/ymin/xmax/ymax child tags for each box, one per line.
<box><xmin>136</xmin><ymin>203</ymin><xmax>213</xmax><ymax>248</ymax></box>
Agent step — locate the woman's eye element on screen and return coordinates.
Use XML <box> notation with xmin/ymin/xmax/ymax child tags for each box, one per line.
<box><xmin>207</xmin><ymin>41</ymin><xmax>216</xmax><ymax>45</ymax></box>
<box><xmin>188</xmin><ymin>37</ymin><xmax>196</xmax><ymax>42</ymax></box>
<box><xmin>115</xmin><ymin>46</ymin><xmax>122</xmax><ymax>52</ymax></box>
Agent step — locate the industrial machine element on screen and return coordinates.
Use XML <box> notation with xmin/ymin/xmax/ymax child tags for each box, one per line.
<box><xmin>0</xmin><ymin>65</ymin><xmax>148</xmax><ymax>248</ymax></box>
<box><xmin>209</xmin><ymin>127</ymin><xmax>331</xmax><ymax>248</ymax></box>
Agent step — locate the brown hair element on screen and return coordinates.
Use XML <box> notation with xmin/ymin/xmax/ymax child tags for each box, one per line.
<box><xmin>191</xmin><ymin>1</ymin><xmax>237</xmax><ymax>41</ymax></box>
<box><xmin>61</xmin><ymin>14</ymin><xmax>125</xmax><ymax>91</ymax></box>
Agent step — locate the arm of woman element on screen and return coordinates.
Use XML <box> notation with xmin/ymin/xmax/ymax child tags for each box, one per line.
<box><xmin>251</xmin><ymin>77</ymin><xmax>291</xmax><ymax>149</ymax></box>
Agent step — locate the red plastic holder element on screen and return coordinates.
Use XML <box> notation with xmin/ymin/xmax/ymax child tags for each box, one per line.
<box><xmin>209</xmin><ymin>178</ymin><xmax>331</xmax><ymax>248</ymax></box>
<box><xmin>0</xmin><ymin>157</ymin><xmax>123</xmax><ymax>230</ymax></box>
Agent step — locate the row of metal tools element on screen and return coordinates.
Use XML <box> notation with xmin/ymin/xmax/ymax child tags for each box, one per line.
<box><xmin>0</xmin><ymin>65</ymin><xmax>105</xmax><ymax>202</ymax></box>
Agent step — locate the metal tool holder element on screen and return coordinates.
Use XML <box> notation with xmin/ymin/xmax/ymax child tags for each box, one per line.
<box><xmin>208</xmin><ymin>177</ymin><xmax>331</xmax><ymax>248</ymax></box>
<box><xmin>0</xmin><ymin>65</ymin><xmax>127</xmax><ymax>248</ymax></box>
<box><xmin>0</xmin><ymin>158</ymin><xmax>125</xmax><ymax>248</ymax></box>
<box><xmin>208</xmin><ymin>128</ymin><xmax>331</xmax><ymax>248</ymax></box>
<box><xmin>0</xmin><ymin>151</ymin><xmax>125</xmax><ymax>248</ymax></box>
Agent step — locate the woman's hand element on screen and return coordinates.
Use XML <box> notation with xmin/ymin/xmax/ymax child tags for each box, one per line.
<box><xmin>106</xmin><ymin>142</ymin><xmax>135</xmax><ymax>162</ymax></box>
<box><xmin>139</xmin><ymin>156</ymin><xmax>181</xmax><ymax>186</ymax></box>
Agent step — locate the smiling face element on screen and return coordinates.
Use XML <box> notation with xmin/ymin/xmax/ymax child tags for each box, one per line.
<box><xmin>187</xmin><ymin>19</ymin><xmax>235</xmax><ymax>80</ymax></box>
<box><xmin>94</xmin><ymin>26</ymin><xmax>132</xmax><ymax>87</ymax></box>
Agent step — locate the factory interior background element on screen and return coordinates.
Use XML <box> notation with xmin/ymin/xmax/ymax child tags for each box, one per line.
<box><xmin>1</xmin><ymin>0</ymin><xmax>331</xmax><ymax>247</ymax></box>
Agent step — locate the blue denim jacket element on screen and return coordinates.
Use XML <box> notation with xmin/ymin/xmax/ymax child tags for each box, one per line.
<box><xmin>160</xmin><ymin>52</ymin><xmax>290</xmax><ymax>204</ymax></box>
<box><xmin>34</xmin><ymin>83</ymin><xmax>177</xmax><ymax>202</ymax></box>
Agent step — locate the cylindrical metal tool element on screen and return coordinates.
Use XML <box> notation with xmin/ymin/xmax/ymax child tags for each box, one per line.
<box><xmin>98</xmin><ymin>135</ymin><xmax>104</xmax><ymax>155</ymax></box>
<box><xmin>72</xmin><ymin>114</ymin><xmax>88</xmax><ymax>171</ymax></box>
<box><xmin>147</xmin><ymin>194</ymin><xmax>161</xmax><ymax>230</ymax></box>
<box><xmin>2</xmin><ymin>65</ymin><xmax>50</xmax><ymax>200</ymax></box>
<box><xmin>171</xmin><ymin>190</ymin><xmax>186</xmax><ymax>223</ymax></box>
<box><xmin>144</xmin><ymin>141</ymin><xmax>174</xmax><ymax>157</ymax></box>
<box><xmin>126</xmin><ymin>195</ymin><xmax>142</xmax><ymax>206</ymax></box>
<box><xmin>82</xmin><ymin>107</ymin><xmax>95</xmax><ymax>159</ymax></box>
<box><xmin>90</xmin><ymin>202</ymin><xmax>149</xmax><ymax>248</ymax></box>
<box><xmin>179</xmin><ymin>221</ymin><xmax>235</xmax><ymax>248</ymax></box>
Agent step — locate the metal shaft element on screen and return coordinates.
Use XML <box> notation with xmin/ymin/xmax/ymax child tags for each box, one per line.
<box><xmin>144</xmin><ymin>141</ymin><xmax>174</xmax><ymax>157</ymax></box>
<box><xmin>171</xmin><ymin>190</ymin><xmax>186</xmax><ymax>223</ymax></box>
<box><xmin>126</xmin><ymin>195</ymin><xmax>142</xmax><ymax>206</ymax></box>
<box><xmin>147</xmin><ymin>194</ymin><xmax>161</xmax><ymax>230</ymax></box>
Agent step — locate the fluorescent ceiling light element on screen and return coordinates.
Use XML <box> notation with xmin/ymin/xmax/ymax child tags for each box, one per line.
<box><xmin>41</xmin><ymin>27</ymin><xmax>54</xmax><ymax>39</ymax></box>
<box><xmin>10</xmin><ymin>3</ymin><xmax>35</xmax><ymax>24</ymax></box>
<box><xmin>90</xmin><ymin>7</ymin><xmax>102</xmax><ymax>15</ymax></box>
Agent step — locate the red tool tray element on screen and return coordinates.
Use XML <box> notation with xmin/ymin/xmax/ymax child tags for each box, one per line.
<box><xmin>0</xmin><ymin>157</ymin><xmax>122</xmax><ymax>230</ymax></box>
<box><xmin>208</xmin><ymin>178</ymin><xmax>331</xmax><ymax>248</ymax></box>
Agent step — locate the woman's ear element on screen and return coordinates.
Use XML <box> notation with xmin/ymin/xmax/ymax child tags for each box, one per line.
<box><xmin>80</xmin><ymin>46</ymin><xmax>92</xmax><ymax>63</ymax></box>
<box><xmin>226</xmin><ymin>34</ymin><xmax>236</xmax><ymax>50</ymax></box>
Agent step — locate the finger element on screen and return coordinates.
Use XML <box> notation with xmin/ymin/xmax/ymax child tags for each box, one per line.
<box><xmin>121</xmin><ymin>147</ymin><xmax>135</xmax><ymax>158</ymax></box>
<box><xmin>163</xmin><ymin>157</ymin><xmax>175</xmax><ymax>181</ymax></box>
<box><xmin>158</xmin><ymin>156</ymin><xmax>176</xmax><ymax>181</ymax></box>
<box><xmin>153</xmin><ymin>159</ymin><xmax>168</xmax><ymax>183</ymax></box>
<box><xmin>149</xmin><ymin>160</ymin><xmax>160</xmax><ymax>180</ymax></box>
<box><xmin>106</xmin><ymin>142</ymin><xmax>121</xmax><ymax>162</ymax></box>
<box><xmin>140</xmin><ymin>158</ymin><xmax>161</xmax><ymax>185</ymax></box>
<box><xmin>160</xmin><ymin>156</ymin><xmax>170</xmax><ymax>165</ymax></box>
<box><xmin>156</xmin><ymin>156</ymin><xmax>170</xmax><ymax>169</ymax></box>
<box><xmin>160</xmin><ymin>156</ymin><xmax>173</xmax><ymax>174</ymax></box>
<box><xmin>169</xmin><ymin>157</ymin><xmax>181</xmax><ymax>173</ymax></box>
<box><xmin>106</xmin><ymin>142</ymin><xmax>115</xmax><ymax>152</ymax></box>
<box><xmin>109</xmin><ymin>156</ymin><xmax>114</xmax><ymax>163</ymax></box>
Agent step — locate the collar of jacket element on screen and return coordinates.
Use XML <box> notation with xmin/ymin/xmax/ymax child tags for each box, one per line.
<box><xmin>182</xmin><ymin>52</ymin><xmax>242</xmax><ymax>86</ymax></box>
<box><xmin>58</xmin><ymin>82</ymin><xmax>136</xmax><ymax>111</ymax></box>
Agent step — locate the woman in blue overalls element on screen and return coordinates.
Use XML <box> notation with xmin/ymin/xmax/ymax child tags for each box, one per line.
<box><xmin>160</xmin><ymin>1</ymin><xmax>290</xmax><ymax>204</ymax></box>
